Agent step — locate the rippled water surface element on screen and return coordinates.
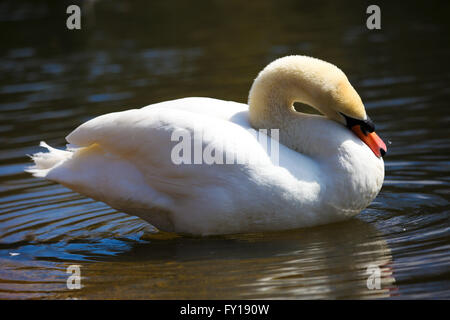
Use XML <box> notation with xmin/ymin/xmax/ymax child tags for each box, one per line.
<box><xmin>0</xmin><ymin>1</ymin><xmax>449</xmax><ymax>299</ymax></box>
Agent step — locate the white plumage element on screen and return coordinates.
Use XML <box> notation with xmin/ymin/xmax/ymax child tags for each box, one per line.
<box><xmin>27</xmin><ymin>56</ymin><xmax>385</xmax><ymax>235</ymax></box>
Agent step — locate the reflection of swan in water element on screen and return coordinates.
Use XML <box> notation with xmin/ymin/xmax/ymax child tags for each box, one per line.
<box><xmin>246</xmin><ymin>220</ymin><xmax>396</xmax><ymax>299</ymax></box>
<box><xmin>56</xmin><ymin>219</ymin><xmax>396</xmax><ymax>299</ymax></box>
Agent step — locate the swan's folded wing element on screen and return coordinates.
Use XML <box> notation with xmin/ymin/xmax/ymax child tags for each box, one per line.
<box><xmin>66</xmin><ymin>107</ymin><xmax>274</xmax><ymax>168</ymax></box>
<box><xmin>64</xmin><ymin>108</ymin><xmax>277</xmax><ymax>204</ymax></box>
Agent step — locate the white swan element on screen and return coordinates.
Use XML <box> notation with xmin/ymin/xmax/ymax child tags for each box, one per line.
<box><xmin>27</xmin><ymin>55</ymin><xmax>387</xmax><ymax>236</ymax></box>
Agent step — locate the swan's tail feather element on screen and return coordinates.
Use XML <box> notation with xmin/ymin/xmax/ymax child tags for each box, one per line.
<box><xmin>25</xmin><ymin>141</ymin><xmax>73</xmax><ymax>178</ymax></box>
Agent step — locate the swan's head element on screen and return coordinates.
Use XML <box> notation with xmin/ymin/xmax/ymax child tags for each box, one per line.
<box><xmin>248</xmin><ymin>55</ymin><xmax>387</xmax><ymax>158</ymax></box>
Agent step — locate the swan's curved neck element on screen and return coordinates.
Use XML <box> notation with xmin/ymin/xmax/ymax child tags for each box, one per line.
<box><xmin>248</xmin><ymin>81</ymin><xmax>295</xmax><ymax>129</ymax></box>
<box><xmin>247</xmin><ymin>56</ymin><xmax>366</xmax><ymax>136</ymax></box>
<box><xmin>247</xmin><ymin>59</ymin><xmax>341</xmax><ymax>134</ymax></box>
<box><xmin>247</xmin><ymin>61</ymin><xmax>333</xmax><ymax>154</ymax></box>
<box><xmin>248</xmin><ymin>71</ymin><xmax>309</xmax><ymax>131</ymax></box>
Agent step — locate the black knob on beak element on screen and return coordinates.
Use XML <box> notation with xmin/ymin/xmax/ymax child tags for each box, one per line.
<box><xmin>341</xmin><ymin>113</ymin><xmax>375</xmax><ymax>135</ymax></box>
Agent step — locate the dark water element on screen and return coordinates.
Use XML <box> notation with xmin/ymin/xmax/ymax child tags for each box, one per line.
<box><xmin>0</xmin><ymin>0</ymin><xmax>449</xmax><ymax>299</ymax></box>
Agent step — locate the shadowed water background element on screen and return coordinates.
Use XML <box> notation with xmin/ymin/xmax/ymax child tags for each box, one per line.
<box><xmin>0</xmin><ymin>0</ymin><xmax>449</xmax><ymax>299</ymax></box>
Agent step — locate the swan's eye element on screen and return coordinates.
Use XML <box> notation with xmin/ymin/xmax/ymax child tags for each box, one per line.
<box><xmin>341</xmin><ymin>113</ymin><xmax>375</xmax><ymax>135</ymax></box>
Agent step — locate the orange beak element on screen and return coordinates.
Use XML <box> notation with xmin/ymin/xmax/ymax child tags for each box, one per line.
<box><xmin>351</xmin><ymin>125</ymin><xmax>387</xmax><ymax>158</ymax></box>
